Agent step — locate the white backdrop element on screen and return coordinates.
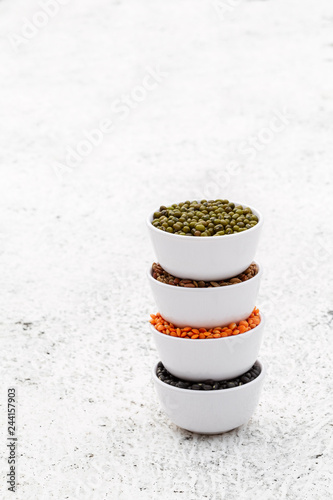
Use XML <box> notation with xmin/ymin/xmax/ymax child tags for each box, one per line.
<box><xmin>0</xmin><ymin>0</ymin><xmax>332</xmax><ymax>498</ymax></box>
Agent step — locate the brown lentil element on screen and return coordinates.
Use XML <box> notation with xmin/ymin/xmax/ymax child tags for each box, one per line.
<box><xmin>152</xmin><ymin>262</ymin><xmax>258</xmax><ymax>288</ymax></box>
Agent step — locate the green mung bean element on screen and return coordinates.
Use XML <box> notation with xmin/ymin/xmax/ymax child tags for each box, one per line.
<box><xmin>151</xmin><ymin>199</ymin><xmax>258</xmax><ymax>236</ymax></box>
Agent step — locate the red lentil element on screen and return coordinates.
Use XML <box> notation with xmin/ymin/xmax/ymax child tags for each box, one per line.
<box><xmin>150</xmin><ymin>307</ymin><xmax>261</xmax><ymax>339</ymax></box>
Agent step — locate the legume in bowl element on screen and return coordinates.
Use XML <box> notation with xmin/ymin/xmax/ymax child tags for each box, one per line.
<box><xmin>152</xmin><ymin>359</ymin><xmax>266</xmax><ymax>434</ymax></box>
<box><xmin>149</xmin><ymin>309</ymin><xmax>265</xmax><ymax>381</ymax></box>
<box><xmin>147</xmin><ymin>262</ymin><xmax>262</xmax><ymax>328</ymax></box>
<box><xmin>147</xmin><ymin>199</ymin><xmax>263</xmax><ymax>281</ymax></box>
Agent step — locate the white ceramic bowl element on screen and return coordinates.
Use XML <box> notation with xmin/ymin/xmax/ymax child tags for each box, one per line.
<box><xmin>152</xmin><ymin>360</ymin><xmax>266</xmax><ymax>434</ymax></box>
<box><xmin>150</xmin><ymin>313</ymin><xmax>265</xmax><ymax>381</ymax></box>
<box><xmin>147</xmin><ymin>262</ymin><xmax>262</xmax><ymax>328</ymax></box>
<box><xmin>146</xmin><ymin>204</ymin><xmax>263</xmax><ymax>281</ymax></box>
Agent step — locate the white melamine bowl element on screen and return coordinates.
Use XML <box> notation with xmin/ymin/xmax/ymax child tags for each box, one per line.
<box><xmin>146</xmin><ymin>204</ymin><xmax>263</xmax><ymax>281</ymax></box>
<box><xmin>152</xmin><ymin>360</ymin><xmax>266</xmax><ymax>434</ymax></box>
<box><xmin>147</xmin><ymin>262</ymin><xmax>262</xmax><ymax>328</ymax></box>
<box><xmin>150</xmin><ymin>313</ymin><xmax>265</xmax><ymax>381</ymax></box>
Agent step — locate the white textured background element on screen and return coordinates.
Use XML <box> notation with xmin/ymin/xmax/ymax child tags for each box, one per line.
<box><xmin>0</xmin><ymin>0</ymin><xmax>332</xmax><ymax>498</ymax></box>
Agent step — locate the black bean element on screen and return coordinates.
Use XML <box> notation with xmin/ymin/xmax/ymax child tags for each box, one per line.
<box><xmin>156</xmin><ymin>363</ymin><xmax>261</xmax><ymax>391</ymax></box>
<box><xmin>177</xmin><ymin>382</ymin><xmax>189</xmax><ymax>389</ymax></box>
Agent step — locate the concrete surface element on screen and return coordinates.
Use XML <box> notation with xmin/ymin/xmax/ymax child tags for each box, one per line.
<box><xmin>0</xmin><ymin>0</ymin><xmax>332</xmax><ymax>498</ymax></box>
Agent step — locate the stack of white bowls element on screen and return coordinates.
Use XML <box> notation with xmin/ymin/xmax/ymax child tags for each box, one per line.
<box><xmin>147</xmin><ymin>202</ymin><xmax>266</xmax><ymax>434</ymax></box>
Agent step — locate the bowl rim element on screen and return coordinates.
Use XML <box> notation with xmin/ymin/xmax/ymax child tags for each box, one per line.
<box><xmin>147</xmin><ymin>260</ymin><xmax>263</xmax><ymax>292</ymax></box>
<box><xmin>152</xmin><ymin>360</ymin><xmax>266</xmax><ymax>394</ymax></box>
<box><xmin>149</xmin><ymin>312</ymin><xmax>265</xmax><ymax>341</ymax></box>
<box><xmin>146</xmin><ymin>202</ymin><xmax>263</xmax><ymax>240</ymax></box>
